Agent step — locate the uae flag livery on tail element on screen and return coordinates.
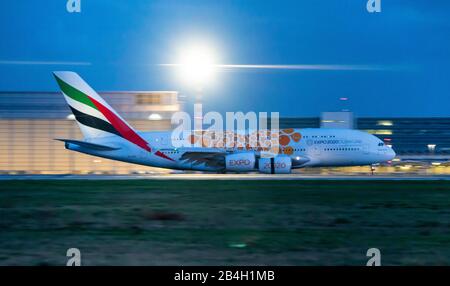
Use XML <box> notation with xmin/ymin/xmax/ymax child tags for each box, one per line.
<box><xmin>53</xmin><ymin>71</ymin><xmax>152</xmax><ymax>152</ymax></box>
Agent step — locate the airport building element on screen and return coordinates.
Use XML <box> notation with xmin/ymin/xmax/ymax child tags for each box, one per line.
<box><xmin>321</xmin><ymin>111</ymin><xmax>354</xmax><ymax>129</ymax></box>
<box><xmin>0</xmin><ymin>91</ymin><xmax>181</xmax><ymax>174</ymax></box>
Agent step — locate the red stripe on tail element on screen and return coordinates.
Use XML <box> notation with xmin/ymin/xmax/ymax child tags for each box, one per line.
<box><xmin>88</xmin><ymin>96</ymin><xmax>152</xmax><ymax>152</ymax></box>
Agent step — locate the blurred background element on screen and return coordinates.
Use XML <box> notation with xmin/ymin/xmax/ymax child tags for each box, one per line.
<box><xmin>1</xmin><ymin>0</ymin><xmax>450</xmax><ymax>175</ymax></box>
<box><xmin>1</xmin><ymin>94</ymin><xmax>449</xmax><ymax>175</ymax></box>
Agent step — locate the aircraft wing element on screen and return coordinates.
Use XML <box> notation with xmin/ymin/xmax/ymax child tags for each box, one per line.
<box><xmin>180</xmin><ymin>148</ymin><xmax>310</xmax><ymax>169</ymax></box>
<box><xmin>179</xmin><ymin>149</ymin><xmax>310</xmax><ymax>169</ymax></box>
<box><xmin>179</xmin><ymin>150</ymin><xmax>227</xmax><ymax>169</ymax></box>
<box><xmin>55</xmin><ymin>139</ymin><xmax>121</xmax><ymax>151</ymax></box>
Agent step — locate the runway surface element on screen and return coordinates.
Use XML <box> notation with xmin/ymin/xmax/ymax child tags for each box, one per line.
<box><xmin>2</xmin><ymin>173</ymin><xmax>450</xmax><ymax>180</ymax></box>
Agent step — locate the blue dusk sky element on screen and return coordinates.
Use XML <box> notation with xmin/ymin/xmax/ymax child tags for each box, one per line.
<box><xmin>0</xmin><ymin>0</ymin><xmax>449</xmax><ymax>117</ymax></box>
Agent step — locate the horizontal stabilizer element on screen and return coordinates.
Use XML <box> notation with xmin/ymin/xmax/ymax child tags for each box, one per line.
<box><xmin>55</xmin><ymin>139</ymin><xmax>120</xmax><ymax>151</ymax></box>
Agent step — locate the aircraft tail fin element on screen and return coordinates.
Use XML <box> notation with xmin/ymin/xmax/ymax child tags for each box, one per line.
<box><xmin>53</xmin><ymin>71</ymin><xmax>151</xmax><ymax>152</ymax></box>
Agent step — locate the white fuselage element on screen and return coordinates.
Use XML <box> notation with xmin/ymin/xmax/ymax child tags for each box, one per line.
<box><xmin>66</xmin><ymin>128</ymin><xmax>396</xmax><ymax>172</ymax></box>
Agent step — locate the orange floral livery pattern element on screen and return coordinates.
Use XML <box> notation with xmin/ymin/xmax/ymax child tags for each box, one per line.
<box><xmin>186</xmin><ymin>129</ymin><xmax>302</xmax><ymax>155</ymax></box>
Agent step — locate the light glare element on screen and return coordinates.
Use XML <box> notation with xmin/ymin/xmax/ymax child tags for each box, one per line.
<box><xmin>177</xmin><ymin>45</ymin><xmax>217</xmax><ymax>86</ymax></box>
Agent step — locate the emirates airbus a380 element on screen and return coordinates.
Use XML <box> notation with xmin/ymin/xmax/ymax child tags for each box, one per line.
<box><xmin>53</xmin><ymin>72</ymin><xmax>396</xmax><ymax>174</ymax></box>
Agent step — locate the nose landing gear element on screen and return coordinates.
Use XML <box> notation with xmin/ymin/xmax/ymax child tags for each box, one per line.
<box><xmin>370</xmin><ymin>165</ymin><xmax>375</xmax><ymax>175</ymax></box>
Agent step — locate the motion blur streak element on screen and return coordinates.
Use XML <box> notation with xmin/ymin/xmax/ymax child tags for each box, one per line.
<box><xmin>160</xmin><ymin>63</ymin><xmax>386</xmax><ymax>71</ymax></box>
<box><xmin>0</xmin><ymin>60</ymin><xmax>91</xmax><ymax>66</ymax></box>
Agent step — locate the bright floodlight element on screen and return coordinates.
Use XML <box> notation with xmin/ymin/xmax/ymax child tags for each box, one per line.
<box><xmin>148</xmin><ymin>113</ymin><xmax>162</xmax><ymax>120</ymax></box>
<box><xmin>177</xmin><ymin>44</ymin><xmax>217</xmax><ymax>86</ymax></box>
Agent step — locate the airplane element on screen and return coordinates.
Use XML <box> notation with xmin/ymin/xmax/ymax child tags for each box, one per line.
<box><xmin>53</xmin><ymin>71</ymin><xmax>396</xmax><ymax>174</ymax></box>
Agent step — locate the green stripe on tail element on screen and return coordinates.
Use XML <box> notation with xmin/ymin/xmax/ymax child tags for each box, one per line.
<box><xmin>54</xmin><ymin>75</ymin><xmax>98</xmax><ymax>110</ymax></box>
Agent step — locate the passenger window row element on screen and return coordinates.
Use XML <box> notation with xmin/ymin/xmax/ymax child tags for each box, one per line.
<box><xmin>304</xmin><ymin>135</ymin><xmax>336</xmax><ymax>139</ymax></box>
<box><xmin>324</xmin><ymin>148</ymin><xmax>360</xmax><ymax>151</ymax></box>
<box><xmin>162</xmin><ymin>150</ymin><xmax>180</xmax><ymax>154</ymax></box>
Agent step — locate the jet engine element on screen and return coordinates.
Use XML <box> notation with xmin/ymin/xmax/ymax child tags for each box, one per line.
<box><xmin>225</xmin><ymin>153</ymin><xmax>256</xmax><ymax>172</ymax></box>
<box><xmin>258</xmin><ymin>156</ymin><xmax>292</xmax><ymax>174</ymax></box>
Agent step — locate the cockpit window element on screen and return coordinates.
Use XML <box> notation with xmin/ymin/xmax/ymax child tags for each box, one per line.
<box><xmin>378</xmin><ymin>142</ymin><xmax>384</xmax><ymax>146</ymax></box>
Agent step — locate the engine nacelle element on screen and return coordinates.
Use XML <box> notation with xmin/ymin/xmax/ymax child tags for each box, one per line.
<box><xmin>225</xmin><ymin>153</ymin><xmax>256</xmax><ymax>172</ymax></box>
<box><xmin>258</xmin><ymin>156</ymin><xmax>292</xmax><ymax>174</ymax></box>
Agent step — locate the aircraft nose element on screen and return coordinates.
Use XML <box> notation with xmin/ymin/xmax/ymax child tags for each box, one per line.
<box><xmin>387</xmin><ymin>148</ymin><xmax>396</xmax><ymax>161</ymax></box>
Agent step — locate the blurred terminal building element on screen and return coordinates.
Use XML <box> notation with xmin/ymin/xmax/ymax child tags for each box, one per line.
<box><xmin>0</xmin><ymin>91</ymin><xmax>180</xmax><ymax>174</ymax></box>
<box><xmin>0</xmin><ymin>91</ymin><xmax>449</xmax><ymax>175</ymax></box>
